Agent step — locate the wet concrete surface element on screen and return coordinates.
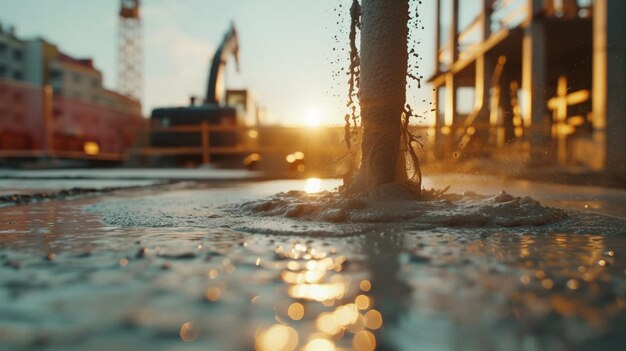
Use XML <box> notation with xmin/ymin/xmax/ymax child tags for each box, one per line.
<box><xmin>422</xmin><ymin>174</ymin><xmax>626</xmax><ymax>220</ymax></box>
<box><xmin>0</xmin><ymin>179</ymin><xmax>160</xmax><ymax>197</ymax></box>
<box><xmin>0</xmin><ymin>176</ymin><xmax>625</xmax><ymax>351</ymax></box>
<box><xmin>0</xmin><ymin>168</ymin><xmax>262</xmax><ymax>182</ymax></box>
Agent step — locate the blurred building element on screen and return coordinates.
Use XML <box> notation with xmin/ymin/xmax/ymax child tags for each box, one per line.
<box><xmin>6</xmin><ymin>34</ymin><xmax>141</xmax><ymax>115</ymax></box>
<box><xmin>0</xmin><ymin>24</ymin><xmax>26</xmax><ymax>81</ymax></box>
<box><xmin>430</xmin><ymin>0</ymin><xmax>625</xmax><ymax>180</ymax></box>
<box><xmin>0</xmin><ymin>23</ymin><xmax>144</xmax><ymax>161</ymax></box>
<box><xmin>50</xmin><ymin>53</ymin><xmax>102</xmax><ymax>104</ymax></box>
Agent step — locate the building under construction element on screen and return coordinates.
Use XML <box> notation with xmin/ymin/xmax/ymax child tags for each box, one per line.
<box><xmin>429</xmin><ymin>0</ymin><xmax>625</xmax><ymax>180</ymax></box>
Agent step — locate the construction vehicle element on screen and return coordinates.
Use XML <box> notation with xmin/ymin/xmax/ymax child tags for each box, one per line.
<box><xmin>149</xmin><ymin>24</ymin><xmax>258</xmax><ymax>167</ymax></box>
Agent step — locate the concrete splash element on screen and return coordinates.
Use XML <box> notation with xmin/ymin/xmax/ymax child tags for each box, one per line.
<box><xmin>84</xmin><ymin>181</ymin><xmax>625</xmax><ymax>237</ymax></box>
<box><xmin>345</xmin><ymin>0</ymin><xmax>361</xmax><ymax>152</ymax></box>
<box><xmin>237</xmin><ymin>188</ymin><xmax>568</xmax><ymax>228</ymax></box>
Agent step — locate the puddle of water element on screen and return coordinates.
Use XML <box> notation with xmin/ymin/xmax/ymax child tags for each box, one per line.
<box><xmin>0</xmin><ymin>179</ymin><xmax>625</xmax><ymax>351</ymax></box>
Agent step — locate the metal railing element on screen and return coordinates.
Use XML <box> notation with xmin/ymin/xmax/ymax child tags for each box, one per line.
<box><xmin>136</xmin><ymin>124</ymin><xmax>437</xmax><ymax>165</ymax></box>
<box><xmin>138</xmin><ymin>122</ymin><xmax>256</xmax><ymax>164</ymax></box>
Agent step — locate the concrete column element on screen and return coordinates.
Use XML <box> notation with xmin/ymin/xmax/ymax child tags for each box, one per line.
<box><xmin>604</xmin><ymin>0</ymin><xmax>626</xmax><ymax>177</ymax></box>
<box><xmin>592</xmin><ymin>0</ymin><xmax>607</xmax><ymax>131</ymax></box>
<box><xmin>450</xmin><ymin>0</ymin><xmax>459</xmax><ymax>63</ymax></box>
<box><xmin>474</xmin><ymin>0</ymin><xmax>493</xmax><ymax>116</ymax></box>
<box><xmin>433</xmin><ymin>0</ymin><xmax>443</xmax><ymax>159</ymax></box>
<box><xmin>481</xmin><ymin>0</ymin><xmax>491</xmax><ymax>40</ymax></box>
<box><xmin>435</xmin><ymin>0</ymin><xmax>441</xmax><ymax>70</ymax></box>
<box><xmin>473</xmin><ymin>0</ymin><xmax>494</xmax><ymax>147</ymax></box>
<box><xmin>562</xmin><ymin>0</ymin><xmax>578</xmax><ymax>18</ymax></box>
<box><xmin>439</xmin><ymin>0</ymin><xmax>459</xmax><ymax>160</ymax></box>
<box><xmin>522</xmin><ymin>0</ymin><xmax>550</xmax><ymax>164</ymax></box>
<box><xmin>351</xmin><ymin>0</ymin><xmax>409</xmax><ymax>191</ymax></box>
<box><xmin>592</xmin><ymin>0</ymin><xmax>607</xmax><ymax>170</ymax></box>
<box><xmin>444</xmin><ymin>74</ymin><xmax>456</xmax><ymax>158</ymax></box>
<box><xmin>444</xmin><ymin>74</ymin><xmax>456</xmax><ymax>127</ymax></box>
<box><xmin>473</xmin><ymin>55</ymin><xmax>493</xmax><ymax>141</ymax></box>
<box><xmin>500</xmin><ymin>73</ymin><xmax>516</xmax><ymax>144</ymax></box>
<box><xmin>433</xmin><ymin>86</ymin><xmax>440</xmax><ymax>132</ymax></box>
<box><xmin>434</xmin><ymin>86</ymin><xmax>448</xmax><ymax>160</ymax></box>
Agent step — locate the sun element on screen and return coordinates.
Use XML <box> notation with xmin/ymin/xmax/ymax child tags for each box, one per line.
<box><xmin>304</xmin><ymin>178</ymin><xmax>322</xmax><ymax>194</ymax></box>
<box><xmin>304</xmin><ymin>109</ymin><xmax>322</xmax><ymax>128</ymax></box>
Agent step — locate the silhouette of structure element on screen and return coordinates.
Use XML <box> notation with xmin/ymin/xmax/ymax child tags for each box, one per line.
<box><xmin>430</xmin><ymin>0</ymin><xmax>625</xmax><ymax>179</ymax></box>
<box><xmin>118</xmin><ymin>0</ymin><xmax>142</xmax><ymax>101</ymax></box>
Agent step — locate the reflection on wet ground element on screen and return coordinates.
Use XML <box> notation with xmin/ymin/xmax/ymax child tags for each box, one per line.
<box><xmin>0</xmin><ymin>179</ymin><xmax>625</xmax><ymax>351</ymax></box>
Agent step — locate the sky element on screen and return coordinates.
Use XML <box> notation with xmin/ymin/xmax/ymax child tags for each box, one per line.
<box><xmin>0</xmin><ymin>0</ymin><xmax>437</xmax><ymax>126</ymax></box>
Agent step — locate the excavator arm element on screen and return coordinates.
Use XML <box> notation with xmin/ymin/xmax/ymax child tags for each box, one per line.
<box><xmin>205</xmin><ymin>23</ymin><xmax>239</xmax><ymax>105</ymax></box>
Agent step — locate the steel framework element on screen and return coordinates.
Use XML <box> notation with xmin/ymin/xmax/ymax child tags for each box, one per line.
<box><xmin>118</xmin><ymin>0</ymin><xmax>142</xmax><ymax>101</ymax></box>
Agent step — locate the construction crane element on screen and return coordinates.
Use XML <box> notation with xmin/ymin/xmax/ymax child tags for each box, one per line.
<box><xmin>118</xmin><ymin>0</ymin><xmax>142</xmax><ymax>101</ymax></box>
<box><xmin>206</xmin><ymin>24</ymin><xmax>239</xmax><ymax>105</ymax></box>
<box><xmin>149</xmin><ymin>24</ymin><xmax>251</xmax><ymax>166</ymax></box>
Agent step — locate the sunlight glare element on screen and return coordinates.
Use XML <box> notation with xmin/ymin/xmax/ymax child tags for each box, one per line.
<box><xmin>305</xmin><ymin>109</ymin><xmax>322</xmax><ymax>128</ymax></box>
<box><xmin>304</xmin><ymin>178</ymin><xmax>322</xmax><ymax>194</ymax></box>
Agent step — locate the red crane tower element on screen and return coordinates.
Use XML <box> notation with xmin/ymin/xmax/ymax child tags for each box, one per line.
<box><xmin>118</xmin><ymin>0</ymin><xmax>142</xmax><ymax>101</ymax></box>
